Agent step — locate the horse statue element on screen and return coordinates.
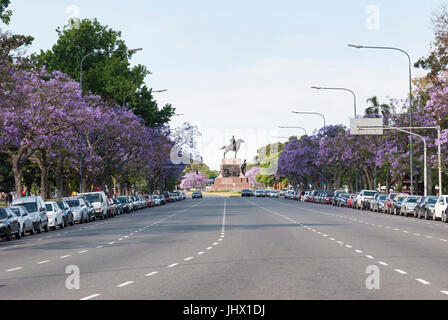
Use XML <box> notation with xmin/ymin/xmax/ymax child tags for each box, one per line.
<box><xmin>219</xmin><ymin>138</ymin><xmax>245</xmax><ymax>158</ymax></box>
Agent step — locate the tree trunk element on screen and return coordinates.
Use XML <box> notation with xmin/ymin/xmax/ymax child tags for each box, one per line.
<box><xmin>11</xmin><ymin>156</ymin><xmax>23</xmax><ymax>197</ymax></box>
<box><xmin>55</xmin><ymin>156</ymin><xmax>65</xmax><ymax>199</ymax></box>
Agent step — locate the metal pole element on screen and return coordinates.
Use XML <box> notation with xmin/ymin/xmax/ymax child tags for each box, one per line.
<box><xmin>311</xmin><ymin>87</ymin><xmax>357</xmax><ymax>118</ymax></box>
<box><xmin>438</xmin><ymin>126</ymin><xmax>443</xmax><ymax>196</ymax></box>
<box><xmin>348</xmin><ymin>44</ymin><xmax>414</xmax><ymax>195</ymax></box>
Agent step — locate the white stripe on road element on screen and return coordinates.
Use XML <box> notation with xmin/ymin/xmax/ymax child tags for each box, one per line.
<box><xmin>6</xmin><ymin>267</ymin><xmax>22</xmax><ymax>272</ymax></box>
<box><xmin>416</xmin><ymin>279</ymin><xmax>431</xmax><ymax>285</ymax></box>
<box><xmin>198</xmin><ymin>252</ymin><xmax>204</xmax><ymax>255</ymax></box>
<box><xmin>395</xmin><ymin>269</ymin><xmax>407</xmax><ymax>274</ymax></box>
<box><xmin>168</xmin><ymin>263</ymin><xmax>179</xmax><ymax>268</ymax></box>
<box><xmin>378</xmin><ymin>262</ymin><xmax>388</xmax><ymax>266</ymax></box>
<box><xmin>117</xmin><ymin>281</ymin><xmax>134</xmax><ymax>288</ymax></box>
<box><xmin>80</xmin><ymin>294</ymin><xmax>101</xmax><ymax>300</ymax></box>
<box><xmin>184</xmin><ymin>257</ymin><xmax>194</xmax><ymax>261</ymax></box>
<box><xmin>145</xmin><ymin>272</ymin><xmax>158</xmax><ymax>277</ymax></box>
<box><xmin>60</xmin><ymin>255</ymin><xmax>71</xmax><ymax>259</ymax></box>
<box><xmin>37</xmin><ymin>260</ymin><xmax>49</xmax><ymax>265</ymax></box>
<box><xmin>78</xmin><ymin>250</ymin><xmax>88</xmax><ymax>254</ymax></box>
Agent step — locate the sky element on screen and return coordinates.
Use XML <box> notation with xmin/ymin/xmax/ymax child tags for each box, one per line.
<box><xmin>2</xmin><ymin>0</ymin><xmax>445</xmax><ymax>169</ymax></box>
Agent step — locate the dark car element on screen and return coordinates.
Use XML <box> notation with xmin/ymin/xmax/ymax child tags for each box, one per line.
<box><xmin>0</xmin><ymin>207</ymin><xmax>21</xmax><ymax>241</ymax></box>
<box><xmin>57</xmin><ymin>200</ymin><xmax>75</xmax><ymax>227</ymax></box>
<box><xmin>113</xmin><ymin>198</ymin><xmax>123</xmax><ymax>214</ymax></box>
<box><xmin>84</xmin><ymin>200</ymin><xmax>97</xmax><ymax>222</ymax></box>
<box><xmin>241</xmin><ymin>189</ymin><xmax>253</xmax><ymax>197</ymax></box>
<box><xmin>117</xmin><ymin>196</ymin><xmax>132</xmax><ymax>213</ymax></box>
<box><xmin>161</xmin><ymin>192</ymin><xmax>171</xmax><ymax>203</ymax></box>
<box><xmin>192</xmin><ymin>192</ymin><xmax>203</xmax><ymax>199</ymax></box>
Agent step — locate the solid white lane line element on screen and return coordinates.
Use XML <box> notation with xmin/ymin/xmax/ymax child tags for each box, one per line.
<box><xmin>395</xmin><ymin>269</ymin><xmax>407</xmax><ymax>274</ymax></box>
<box><xmin>117</xmin><ymin>281</ymin><xmax>134</xmax><ymax>288</ymax></box>
<box><xmin>6</xmin><ymin>267</ymin><xmax>22</xmax><ymax>272</ymax></box>
<box><xmin>80</xmin><ymin>294</ymin><xmax>101</xmax><ymax>300</ymax></box>
<box><xmin>145</xmin><ymin>272</ymin><xmax>158</xmax><ymax>277</ymax></box>
<box><xmin>416</xmin><ymin>279</ymin><xmax>431</xmax><ymax>285</ymax></box>
<box><xmin>168</xmin><ymin>263</ymin><xmax>179</xmax><ymax>268</ymax></box>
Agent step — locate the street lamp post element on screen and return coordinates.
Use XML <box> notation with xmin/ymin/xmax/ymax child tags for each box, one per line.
<box><xmin>311</xmin><ymin>86</ymin><xmax>357</xmax><ymax>118</ymax></box>
<box><xmin>123</xmin><ymin>89</ymin><xmax>168</xmax><ymax>108</ymax></box>
<box><xmin>291</xmin><ymin>111</ymin><xmax>326</xmax><ymax>134</ymax></box>
<box><xmin>78</xmin><ymin>47</ymin><xmax>143</xmax><ymax>193</ymax></box>
<box><xmin>348</xmin><ymin>44</ymin><xmax>415</xmax><ymax>195</ymax></box>
<box><xmin>278</xmin><ymin>126</ymin><xmax>308</xmax><ymax>136</ymax></box>
<box><xmin>291</xmin><ymin>111</ymin><xmax>327</xmax><ymax>189</ymax></box>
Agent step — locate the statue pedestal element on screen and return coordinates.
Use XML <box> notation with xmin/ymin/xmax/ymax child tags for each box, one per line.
<box><xmin>211</xmin><ymin>158</ymin><xmax>251</xmax><ymax>191</ymax></box>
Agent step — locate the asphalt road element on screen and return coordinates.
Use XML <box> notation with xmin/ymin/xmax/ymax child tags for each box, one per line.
<box><xmin>1</xmin><ymin>196</ymin><xmax>448</xmax><ymax>300</ymax></box>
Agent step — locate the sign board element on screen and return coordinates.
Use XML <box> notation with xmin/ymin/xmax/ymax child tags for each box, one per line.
<box><xmin>350</xmin><ymin>118</ymin><xmax>384</xmax><ymax>135</ymax></box>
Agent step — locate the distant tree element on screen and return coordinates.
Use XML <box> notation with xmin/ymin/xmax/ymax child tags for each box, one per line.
<box><xmin>0</xmin><ymin>0</ymin><xmax>11</xmax><ymax>24</ymax></box>
<box><xmin>365</xmin><ymin>96</ymin><xmax>392</xmax><ymax>117</ymax></box>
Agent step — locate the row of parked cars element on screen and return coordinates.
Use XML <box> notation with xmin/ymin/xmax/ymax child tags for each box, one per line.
<box><xmin>0</xmin><ymin>191</ymin><xmax>187</xmax><ymax>241</ymax></box>
<box><xmin>296</xmin><ymin>189</ymin><xmax>448</xmax><ymax>223</ymax></box>
<box><xmin>241</xmin><ymin>189</ymin><xmax>279</xmax><ymax>198</ymax></box>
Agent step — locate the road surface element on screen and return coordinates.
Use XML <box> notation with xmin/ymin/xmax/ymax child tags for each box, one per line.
<box><xmin>1</xmin><ymin>196</ymin><xmax>448</xmax><ymax>300</ymax></box>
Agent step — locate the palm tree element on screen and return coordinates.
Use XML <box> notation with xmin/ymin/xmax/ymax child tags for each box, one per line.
<box><xmin>365</xmin><ymin>96</ymin><xmax>392</xmax><ymax>117</ymax></box>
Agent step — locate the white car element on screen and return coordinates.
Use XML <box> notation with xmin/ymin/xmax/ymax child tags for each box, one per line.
<box><xmin>9</xmin><ymin>206</ymin><xmax>35</xmax><ymax>236</ymax></box>
<box><xmin>63</xmin><ymin>198</ymin><xmax>89</xmax><ymax>223</ymax></box>
<box><xmin>434</xmin><ymin>195</ymin><xmax>448</xmax><ymax>222</ymax></box>
<box><xmin>269</xmin><ymin>191</ymin><xmax>279</xmax><ymax>198</ymax></box>
<box><xmin>45</xmin><ymin>202</ymin><xmax>64</xmax><ymax>230</ymax></box>
<box><xmin>151</xmin><ymin>195</ymin><xmax>161</xmax><ymax>206</ymax></box>
<box><xmin>356</xmin><ymin>190</ymin><xmax>377</xmax><ymax>210</ymax></box>
<box><xmin>79</xmin><ymin>192</ymin><xmax>108</xmax><ymax>220</ymax></box>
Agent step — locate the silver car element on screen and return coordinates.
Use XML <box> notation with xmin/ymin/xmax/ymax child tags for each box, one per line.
<box><xmin>9</xmin><ymin>206</ymin><xmax>35</xmax><ymax>236</ymax></box>
<box><xmin>63</xmin><ymin>198</ymin><xmax>89</xmax><ymax>224</ymax></box>
<box><xmin>400</xmin><ymin>196</ymin><xmax>422</xmax><ymax>217</ymax></box>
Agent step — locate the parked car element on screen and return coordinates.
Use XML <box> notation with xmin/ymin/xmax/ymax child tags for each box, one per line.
<box><xmin>79</xmin><ymin>192</ymin><xmax>108</xmax><ymax>220</ymax></box>
<box><xmin>434</xmin><ymin>195</ymin><xmax>448</xmax><ymax>222</ymax></box>
<box><xmin>270</xmin><ymin>191</ymin><xmax>279</xmax><ymax>198</ymax></box>
<box><xmin>336</xmin><ymin>193</ymin><xmax>350</xmax><ymax>207</ymax></box>
<box><xmin>372</xmin><ymin>194</ymin><xmax>387</xmax><ymax>212</ymax></box>
<box><xmin>117</xmin><ymin>196</ymin><xmax>132</xmax><ymax>213</ymax></box>
<box><xmin>45</xmin><ymin>202</ymin><xmax>65</xmax><ymax>230</ymax></box>
<box><xmin>390</xmin><ymin>194</ymin><xmax>408</xmax><ymax>215</ymax></box>
<box><xmin>0</xmin><ymin>207</ymin><xmax>21</xmax><ymax>241</ymax></box>
<box><xmin>356</xmin><ymin>190</ymin><xmax>377</xmax><ymax>210</ymax></box>
<box><xmin>255</xmin><ymin>190</ymin><xmax>265</xmax><ymax>198</ymax></box>
<box><xmin>285</xmin><ymin>190</ymin><xmax>295</xmax><ymax>199</ymax></box>
<box><xmin>63</xmin><ymin>197</ymin><xmax>89</xmax><ymax>224</ymax></box>
<box><xmin>57</xmin><ymin>200</ymin><xmax>75</xmax><ymax>227</ymax></box>
<box><xmin>11</xmin><ymin>196</ymin><xmax>49</xmax><ymax>233</ymax></box>
<box><xmin>241</xmin><ymin>189</ymin><xmax>253</xmax><ymax>197</ymax></box>
<box><xmin>417</xmin><ymin>196</ymin><xmax>438</xmax><ymax>219</ymax></box>
<box><xmin>9</xmin><ymin>206</ymin><xmax>34</xmax><ymax>236</ymax></box>
<box><xmin>113</xmin><ymin>198</ymin><xmax>124</xmax><ymax>214</ymax></box>
<box><xmin>400</xmin><ymin>196</ymin><xmax>422</xmax><ymax>217</ymax></box>
<box><xmin>84</xmin><ymin>200</ymin><xmax>97</xmax><ymax>221</ymax></box>
<box><xmin>192</xmin><ymin>191</ymin><xmax>203</xmax><ymax>199</ymax></box>
<box><xmin>384</xmin><ymin>193</ymin><xmax>402</xmax><ymax>214</ymax></box>
<box><xmin>347</xmin><ymin>194</ymin><xmax>357</xmax><ymax>208</ymax></box>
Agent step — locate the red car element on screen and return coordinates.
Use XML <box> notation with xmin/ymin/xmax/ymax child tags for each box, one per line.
<box><xmin>384</xmin><ymin>193</ymin><xmax>402</xmax><ymax>214</ymax></box>
<box><xmin>347</xmin><ymin>194</ymin><xmax>357</xmax><ymax>208</ymax></box>
<box><xmin>144</xmin><ymin>195</ymin><xmax>152</xmax><ymax>208</ymax></box>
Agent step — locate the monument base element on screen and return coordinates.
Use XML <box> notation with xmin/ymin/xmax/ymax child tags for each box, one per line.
<box><xmin>210</xmin><ymin>158</ymin><xmax>251</xmax><ymax>191</ymax></box>
<box><xmin>210</xmin><ymin>177</ymin><xmax>251</xmax><ymax>191</ymax></box>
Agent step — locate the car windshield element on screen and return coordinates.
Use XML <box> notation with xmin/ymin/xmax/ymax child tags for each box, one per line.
<box><xmin>428</xmin><ymin>197</ymin><xmax>438</xmax><ymax>204</ymax></box>
<box><xmin>380</xmin><ymin>195</ymin><xmax>387</xmax><ymax>200</ymax></box>
<box><xmin>84</xmin><ymin>194</ymin><xmax>101</xmax><ymax>203</ymax></box>
<box><xmin>397</xmin><ymin>197</ymin><xmax>406</xmax><ymax>203</ymax></box>
<box><xmin>0</xmin><ymin>208</ymin><xmax>8</xmax><ymax>219</ymax></box>
<box><xmin>327</xmin><ymin>194</ymin><xmax>334</xmax><ymax>197</ymax></box>
<box><xmin>66</xmin><ymin>200</ymin><xmax>80</xmax><ymax>208</ymax></box>
<box><xmin>364</xmin><ymin>192</ymin><xmax>376</xmax><ymax>196</ymax></box>
<box><xmin>10</xmin><ymin>208</ymin><xmax>20</xmax><ymax>216</ymax></box>
<box><xmin>117</xmin><ymin>197</ymin><xmax>127</xmax><ymax>203</ymax></box>
<box><xmin>407</xmin><ymin>197</ymin><xmax>419</xmax><ymax>203</ymax></box>
<box><xmin>17</xmin><ymin>202</ymin><xmax>37</xmax><ymax>213</ymax></box>
<box><xmin>57</xmin><ymin>202</ymin><xmax>65</xmax><ymax>209</ymax></box>
<box><xmin>45</xmin><ymin>204</ymin><xmax>53</xmax><ymax>211</ymax></box>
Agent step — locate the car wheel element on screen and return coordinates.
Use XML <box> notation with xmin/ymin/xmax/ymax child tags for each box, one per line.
<box><xmin>15</xmin><ymin>228</ymin><xmax>21</xmax><ymax>240</ymax></box>
<box><xmin>425</xmin><ymin>210</ymin><xmax>429</xmax><ymax>220</ymax></box>
<box><xmin>30</xmin><ymin>224</ymin><xmax>35</xmax><ymax>235</ymax></box>
<box><xmin>60</xmin><ymin>220</ymin><xmax>64</xmax><ymax>229</ymax></box>
<box><xmin>21</xmin><ymin>225</ymin><xmax>26</xmax><ymax>237</ymax></box>
<box><xmin>37</xmin><ymin>222</ymin><xmax>42</xmax><ymax>234</ymax></box>
<box><xmin>70</xmin><ymin>218</ymin><xmax>75</xmax><ymax>227</ymax></box>
<box><xmin>44</xmin><ymin>222</ymin><xmax>49</xmax><ymax>232</ymax></box>
<box><xmin>5</xmin><ymin>227</ymin><xmax>11</xmax><ymax>241</ymax></box>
